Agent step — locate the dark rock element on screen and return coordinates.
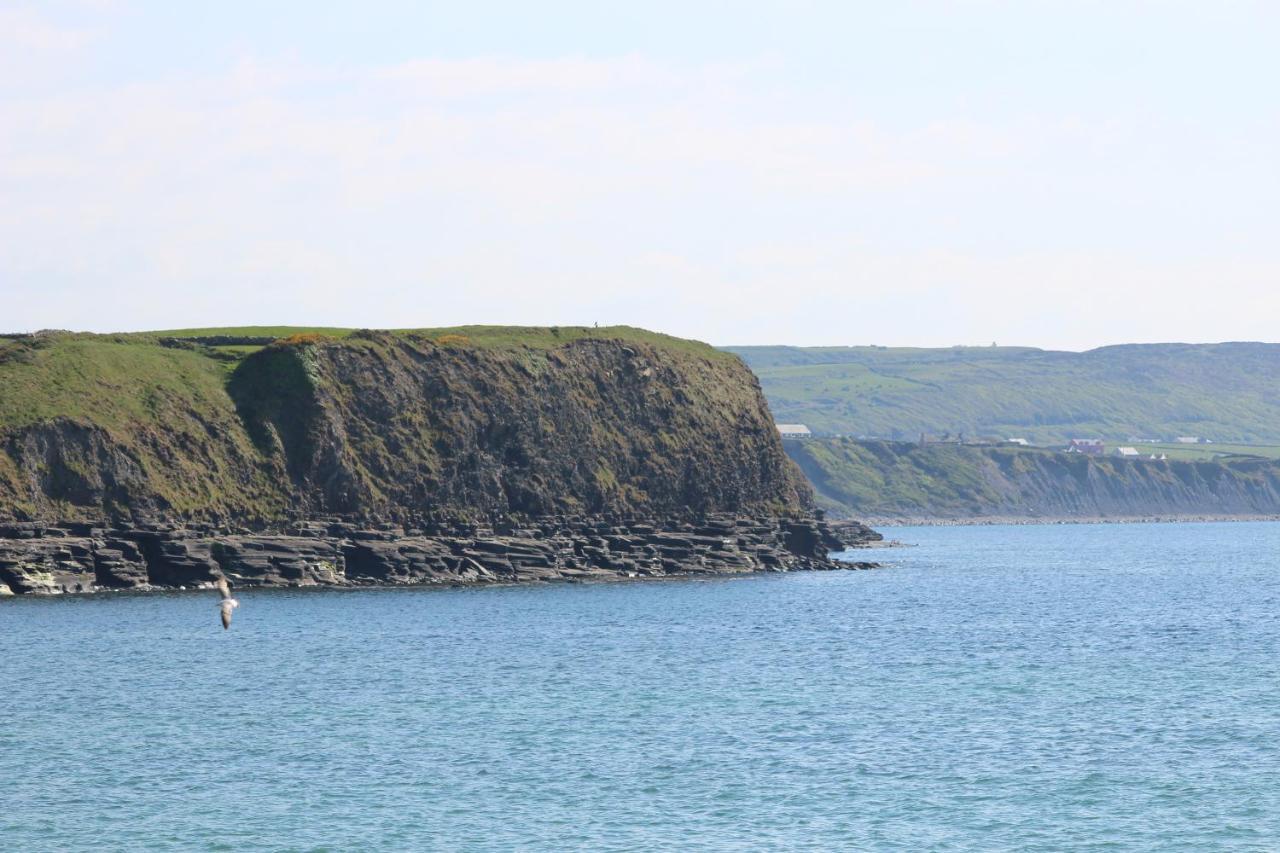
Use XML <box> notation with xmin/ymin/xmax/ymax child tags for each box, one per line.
<box><xmin>0</xmin><ymin>513</ymin><xmax>871</xmax><ymax>595</ymax></box>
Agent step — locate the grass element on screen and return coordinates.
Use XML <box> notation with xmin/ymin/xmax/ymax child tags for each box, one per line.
<box><xmin>0</xmin><ymin>334</ymin><xmax>287</xmax><ymax>518</ymax></box>
<box><xmin>143</xmin><ymin>326</ymin><xmax>358</xmax><ymax>340</ymax></box>
<box><xmin>0</xmin><ymin>327</ymin><xmax>730</xmax><ymax>432</ymax></box>
<box><xmin>1124</xmin><ymin>442</ymin><xmax>1280</xmax><ymax>461</ymax></box>
<box><xmin>0</xmin><ymin>336</ymin><xmax>234</xmax><ymax>431</ymax></box>
<box><xmin>135</xmin><ymin>325</ymin><xmax>732</xmax><ymax>361</ymax></box>
<box><xmin>395</xmin><ymin>325</ymin><xmax>731</xmax><ymax>359</ymax></box>
<box><xmin>210</xmin><ymin>344</ymin><xmax>270</xmax><ymax>356</ymax></box>
<box><xmin>788</xmin><ymin>437</ymin><xmax>1280</xmax><ymax>519</ymax></box>
<box><xmin>725</xmin><ymin>342</ymin><xmax>1280</xmax><ymax>445</ymax></box>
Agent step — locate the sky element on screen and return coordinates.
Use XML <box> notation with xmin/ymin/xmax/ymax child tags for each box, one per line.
<box><xmin>2</xmin><ymin>1</ymin><xmax>1278</xmax><ymax>349</ymax></box>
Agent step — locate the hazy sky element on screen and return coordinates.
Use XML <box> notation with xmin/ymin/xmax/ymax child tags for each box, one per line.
<box><xmin>3</xmin><ymin>1</ymin><xmax>1277</xmax><ymax>348</ymax></box>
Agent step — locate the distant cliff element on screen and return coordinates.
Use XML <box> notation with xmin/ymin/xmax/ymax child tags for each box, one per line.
<box><xmin>0</xmin><ymin>327</ymin><xmax>812</xmax><ymax>525</ymax></box>
<box><xmin>788</xmin><ymin>438</ymin><xmax>1280</xmax><ymax>521</ymax></box>
<box><xmin>727</xmin><ymin>342</ymin><xmax>1280</xmax><ymax>446</ymax></box>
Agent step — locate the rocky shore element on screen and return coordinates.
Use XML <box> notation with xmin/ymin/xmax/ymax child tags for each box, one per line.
<box><xmin>0</xmin><ymin>514</ymin><xmax>877</xmax><ymax>596</ymax></box>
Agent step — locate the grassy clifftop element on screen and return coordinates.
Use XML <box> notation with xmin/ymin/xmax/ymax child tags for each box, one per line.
<box><xmin>146</xmin><ymin>325</ymin><xmax>735</xmax><ymax>359</ymax></box>
<box><xmin>726</xmin><ymin>342</ymin><xmax>1280</xmax><ymax>445</ymax></box>
<box><xmin>0</xmin><ymin>328</ymin><xmax>802</xmax><ymax>523</ymax></box>
<box><xmin>0</xmin><ymin>334</ymin><xmax>283</xmax><ymax>519</ymax></box>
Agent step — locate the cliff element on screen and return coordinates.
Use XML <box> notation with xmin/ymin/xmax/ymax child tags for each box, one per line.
<box><xmin>728</xmin><ymin>342</ymin><xmax>1280</xmax><ymax>446</ymax></box>
<box><xmin>0</xmin><ymin>328</ymin><xmax>864</xmax><ymax>595</ymax></box>
<box><xmin>0</xmin><ymin>327</ymin><xmax>811</xmax><ymax>524</ymax></box>
<box><xmin>788</xmin><ymin>438</ymin><xmax>1280</xmax><ymax>522</ymax></box>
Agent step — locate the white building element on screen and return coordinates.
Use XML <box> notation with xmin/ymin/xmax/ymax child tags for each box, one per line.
<box><xmin>776</xmin><ymin>423</ymin><xmax>812</xmax><ymax>440</ymax></box>
<box><xmin>1006</xmin><ymin>438</ymin><xmax>1029</xmax><ymax>446</ymax></box>
<box><xmin>1115</xmin><ymin>446</ymin><xmax>1140</xmax><ymax>457</ymax></box>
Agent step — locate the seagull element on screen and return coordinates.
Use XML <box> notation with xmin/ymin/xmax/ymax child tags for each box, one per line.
<box><xmin>216</xmin><ymin>577</ymin><xmax>239</xmax><ymax>630</ymax></box>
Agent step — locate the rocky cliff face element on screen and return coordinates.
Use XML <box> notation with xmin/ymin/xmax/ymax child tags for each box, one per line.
<box><xmin>229</xmin><ymin>331</ymin><xmax>811</xmax><ymax>522</ymax></box>
<box><xmin>790</xmin><ymin>438</ymin><xmax>1280</xmax><ymax>521</ymax></box>
<box><xmin>0</xmin><ymin>329</ymin><xmax>856</xmax><ymax>594</ymax></box>
<box><xmin>0</xmin><ymin>329</ymin><xmax>811</xmax><ymax>525</ymax></box>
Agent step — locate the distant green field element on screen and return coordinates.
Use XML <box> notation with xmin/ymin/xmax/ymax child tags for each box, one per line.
<box><xmin>786</xmin><ymin>437</ymin><xmax>1280</xmax><ymax>520</ymax></box>
<box><xmin>1127</xmin><ymin>442</ymin><xmax>1280</xmax><ymax>461</ymax></box>
<box><xmin>725</xmin><ymin>342</ymin><xmax>1280</xmax><ymax>446</ymax></box>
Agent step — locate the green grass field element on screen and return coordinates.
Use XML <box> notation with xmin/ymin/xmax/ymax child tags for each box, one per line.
<box><xmin>726</xmin><ymin>342</ymin><xmax>1280</xmax><ymax>446</ymax></box>
<box><xmin>787</xmin><ymin>437</ymin><xmax>1280</xmax><ymax>520</ymax></box>
<box><xmin>1123</xmin><ymin>442</ymin><xmax>1280</xmax><ymax>461</ymax></box>
<box><xmin>0</xmin><ymin>335</ymin><xmax>236</xmax><ymax>431</ymax></box>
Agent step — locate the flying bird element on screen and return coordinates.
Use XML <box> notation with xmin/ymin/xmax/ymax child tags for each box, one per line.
<box><xmin>216</xmin><ymin>577</ymin><xmax>239</xmax><ymax>630</ymax></box>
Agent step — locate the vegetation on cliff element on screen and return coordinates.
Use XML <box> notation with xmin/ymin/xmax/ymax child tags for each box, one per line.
<box><xmin>789</xmin><ymin>437</ymin><xmax>1280</xmax><ymax>521</ymax></box>
<box><xmin>726</xmin><ymin>342</ymin><xmax>1280</xmax><ymax>445</ymax></box>
<box><xmin>0</xmin><ymin>327</ymin><xmax>807</xmax><ymax>524</ymax></box>
<box><xmin>0</xmin><ymin>334</ymin><xmax>284</xmax><ymax>520</ymax></box>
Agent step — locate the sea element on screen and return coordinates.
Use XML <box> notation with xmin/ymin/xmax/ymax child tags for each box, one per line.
<box><xmin>4</xmin><ymin>521</ymin><xmax>1280</xmax><ymax>851</ymax></box>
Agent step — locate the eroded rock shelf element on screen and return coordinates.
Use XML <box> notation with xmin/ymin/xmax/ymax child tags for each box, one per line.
<box><xmin>0</xmin><ymin>515</ymin><xmax>877</xmax><ymax>596</ymax></box>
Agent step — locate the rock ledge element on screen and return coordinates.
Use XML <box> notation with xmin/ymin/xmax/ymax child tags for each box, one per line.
<box><xmin>0</xmin><ymin>515</ymin><xmax>878</xmax><ymax>595</ymax></box>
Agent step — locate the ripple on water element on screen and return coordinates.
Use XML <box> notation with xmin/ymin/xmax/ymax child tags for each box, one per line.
<box><xmin>3</xmin><ymin>521</ymin><xmax>1280</xmax><ymax>850</ymax></box>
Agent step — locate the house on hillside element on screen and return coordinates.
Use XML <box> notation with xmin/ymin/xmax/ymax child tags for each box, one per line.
<box><xmin>1176</xmin><ymin>436</ymin><xmax>1201</xmax><ymax>444</ymax></box>
<box><xmin>776</xmin><ymin>423</ymin><xmax>812</xmax><ymax>440</ymax></box>
<box><xmin>1115</xmin><ymin>446</ymin><xmax>1140</xmax><ymax>457</ymax></box>
<box><xmin>1006</xmin><ymin>438</ymin><xmax>1030</xmax><ymax>446</ymax></box>
<box><xmin>1065</xmin><ymin>439</ymin><xmax>1105</xmax><ymax>455</ymax></box>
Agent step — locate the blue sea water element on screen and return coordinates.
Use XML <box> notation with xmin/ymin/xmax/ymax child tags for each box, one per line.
<box><xmin>4</xmin><ymin>521</ymin><xmax>1280</xmax><ymax>851</ymax></box>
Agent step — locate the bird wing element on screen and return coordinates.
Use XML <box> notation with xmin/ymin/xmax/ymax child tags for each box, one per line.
<box><xmin>220</xmin><ymin>601</ymin><xmax>233</xmax><ymax>630</ymax></box>
<box><xmin>216</xmin><ymin>577</ymin><xmax>232</xmax><ymax>600</ymax></box>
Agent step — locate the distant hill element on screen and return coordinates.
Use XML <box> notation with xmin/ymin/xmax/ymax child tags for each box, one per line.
<box><xmin>725</xmin><ymin>342</ymin><xmax>1280</xmax><ymax>446</ymax></box>
<box><xmin>787</xmin><ymin>438</ymin><xmax>1280</xmax><ymax>522</ymax></box>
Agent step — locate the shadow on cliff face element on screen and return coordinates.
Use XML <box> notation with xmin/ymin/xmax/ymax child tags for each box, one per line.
<box><xmin>228</xmin><ymin>342</ymin><xmax>322</xmax><ymax>469</ymax></box>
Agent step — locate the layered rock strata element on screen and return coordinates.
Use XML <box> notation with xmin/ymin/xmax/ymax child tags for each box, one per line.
<box><xmin>0</xmin><ymin>515</ymin><xmax>877</xmax><ymax>596</ymax></box>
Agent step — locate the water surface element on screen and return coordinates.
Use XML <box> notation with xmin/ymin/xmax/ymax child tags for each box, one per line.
<box><xmin>4</xmin><ymin>522</ymin><xmax>1280</xmax><ymax>850</ymax></box>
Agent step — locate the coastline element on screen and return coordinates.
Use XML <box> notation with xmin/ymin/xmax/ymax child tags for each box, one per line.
<box><xmin>852</xmin><ymin>513</ymin><xmax>1280</xmax><ymax>528</ymax></box>
<box><xmin>1</xmin><ymin>556</ymin><xmax>880</xmax><ymax>601</ymax></box>
<box><xmin>0</xmin><ymin>515</ymin><xmax>877</xmax><ymax>597</ymax></box>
